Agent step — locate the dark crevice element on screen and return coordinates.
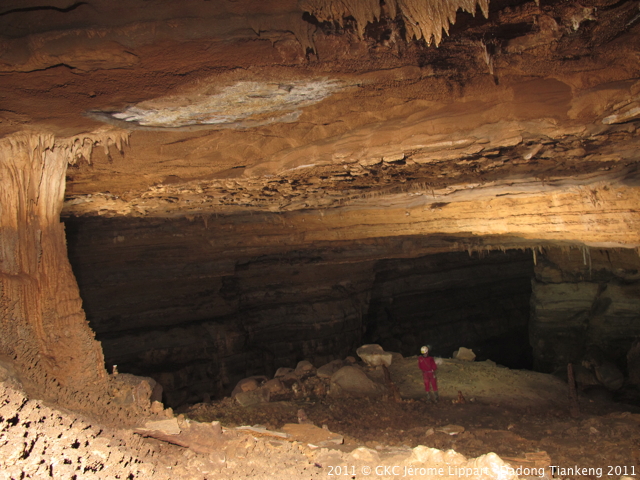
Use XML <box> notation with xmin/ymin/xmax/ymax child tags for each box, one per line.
<box><xmin>0</xmin><ymin>2</ymin><xmax>88</xmax><ymax>17</ymax></box>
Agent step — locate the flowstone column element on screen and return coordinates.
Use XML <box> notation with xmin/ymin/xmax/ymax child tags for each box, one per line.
<box><xmin>0</xmin><ymin>133</ymin><xmax>119</xmax><ymax>404</ymax></box>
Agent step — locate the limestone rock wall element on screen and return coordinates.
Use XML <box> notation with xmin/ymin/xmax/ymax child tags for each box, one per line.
<box><xmin>64</xmin><ymin>215</ymin><xmax>541</xmax><ymax>405</ymax></box>
<box><xmin>530</xmin><ymin>247</ymin><xmax>640</xmax><ymax>373</ymax></box>
<box><xmin>64</xmin><ymin>216</ymin><xmax>378</xmax><ymax>406</ymax></box>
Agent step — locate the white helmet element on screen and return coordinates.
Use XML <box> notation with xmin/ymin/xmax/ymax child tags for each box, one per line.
<box><xmin>420</xmin><ymin>346</ymin><xmax>428</xmax><ymax>354</ymax></box>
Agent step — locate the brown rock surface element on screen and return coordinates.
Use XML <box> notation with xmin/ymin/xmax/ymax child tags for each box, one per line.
<box><xmin>1</xmin><ymin>0</ymin><xmax>640</xmax><ymax>475</ymax></box>
<box><xmin>281</xmin><ymin>423</ymin><xmax>344</xmax><ymax>447</ymax></box>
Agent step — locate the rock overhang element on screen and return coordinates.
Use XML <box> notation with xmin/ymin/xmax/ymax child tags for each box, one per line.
<box><xmin>0</xmin><ymin>0</ymin><xmax>639</xmax><ymax>251</ymax></box>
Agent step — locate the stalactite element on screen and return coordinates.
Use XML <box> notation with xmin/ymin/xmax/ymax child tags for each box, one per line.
<box><xmin>299</xmin><ymin>0</ymin><xmax>489</xmax><ymax>46</ymax></box>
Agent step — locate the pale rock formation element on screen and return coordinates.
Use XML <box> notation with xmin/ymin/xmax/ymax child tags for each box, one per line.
<box><xmin>453</xmin><ymin>347</ymin><xmax>477</xmax><ymax>362</ymax></box>
<box><xmin>356</xmin><ymin>344</ymin><xmax>394</xmax><ymax>366</ymax></box>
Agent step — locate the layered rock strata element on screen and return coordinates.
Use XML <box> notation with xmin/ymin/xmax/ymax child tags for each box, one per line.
<box><xmin>530</xmin><ymin>247</ymin><xmax>640</xmax><ymax>374</ymax></box>
<box><xmin>64</xmin><ymin>214</ymin><xmax>544</xmax><ymax>405</ymax></box>
<box><xmin>364</xmin><ymin>250</ymin><xmax>534</xmax><ymax>367</ymax></box>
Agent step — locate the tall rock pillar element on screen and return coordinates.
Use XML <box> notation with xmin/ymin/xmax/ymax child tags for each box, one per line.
<box><xmin>0</xmin><ymin>133</ymin><xmax>108</xmax><ymax>400</ymax></box>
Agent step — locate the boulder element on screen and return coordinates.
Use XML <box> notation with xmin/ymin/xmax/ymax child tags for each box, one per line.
<box><xmin>235</xmin><ymin>389</ymin><xmax>268</xmax><ymax>407</ymax></box>
<box><xmin>356</xmin><ymin>344</ymin><xmax>393</xmax><ymax>367</ymax></box>
<box><xmin>573</xmin><ymin>364</ymin><xmax>600</xmax><ymax>389</ymax></box>
<box><xmin>110</xmin><ymin>373</ymin><xmax>160</xmax><ymax>408</ymax></box>
<box><xmin>231</xmin><ymin>376</ymin><xmax>267</xmax><ymax>398</ymax></box>
<box><xmin>150</xmin><ymin>400</ymin><xmax>164</xmax><ymax>414</ymax></box>
<box><xmin>274</xmin><ymin>367</ymin><xmax>295</xmax><ymax>378</ymax></box>
<box><xmin>316</xmin><ymin>360</ymin><xmax>343</xmax><ymax>379</ymax></box>
<box><xmin>330</xmin><ymin>366</ymin><xmax>383</xmax><ymax>397</ymax></box>
<box><xmin>583</xmin><ymin>346</ymin><xmax>624</xmax><ymax>391</ymax></box>
<box><xmin>141</xmin><ymin>418</ymin><xmax>181</xmax><ymax>435</ymax></box>
<box><xmin>453</xmin><ymin>347</ymin><xmax>476</xmax><ymax>361</ymax></box>
<box><xmin>594</xmin><ymin>361</ymin><xmax>624</xmax><ymax>391</ymax></box>
<box><xmin>295</xmin><ymin>360</ymin><xmax>316</xmax><ymax>377</ymax></box>
<box><xmin>262</xmin><ymin>378</ymin><xmax>285</xmax><ymax>395</ymax></box>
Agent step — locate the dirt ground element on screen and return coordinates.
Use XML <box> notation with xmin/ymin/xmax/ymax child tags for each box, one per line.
<box><xmin>185</xmin><ymin>357</ymin><xmax>640</xmax><ymax>479</ymax></box>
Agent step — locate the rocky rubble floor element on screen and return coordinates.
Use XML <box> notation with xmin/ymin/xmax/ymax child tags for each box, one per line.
<box><xmin>185</xmin><ymin>356</ymin><xmax>640</xmax><ymax>480</ymax></box>
<box><xmin>2</xmin><ymin>357</ymin><xmax>640</xmax><ymax>480</ymax></box>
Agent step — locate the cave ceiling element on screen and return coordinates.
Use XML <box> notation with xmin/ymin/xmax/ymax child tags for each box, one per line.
<box><xmin>2</xmin><ymin>0</ymin><xmax>640</xmax><ymax>250</ymax></box>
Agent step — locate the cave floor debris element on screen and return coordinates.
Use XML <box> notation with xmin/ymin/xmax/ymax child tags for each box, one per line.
<box><xmin>2</xmin><ymin>360</ymin><xmax>639</xmax><ymax>479</ymax></box>
<box><xmin>185</xmin><ymin>358</ymin><xmax>640</xmax><ymax>479</ymax></box>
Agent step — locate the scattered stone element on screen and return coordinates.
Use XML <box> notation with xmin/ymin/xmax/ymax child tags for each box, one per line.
<box><xmin>210</xmin><ymin>421</ymin><xmax>222</xmax><ymax>435</ymax></box>
<box><xmin>297</xmin><ymin>408</ymin><xmax>312</xmax><ymax>424</ymax></box>
<box><xmin>344</xmin><ymin>356</ymin><xmax>357</xmax><ymax>364</ymax></box>
<box><xmin>150</xmin><ymin>400</ymin><xmax>164</xmax><ymax>414</ymax></box>
<box><xmin>295</xmin><ymin>360</ymin><xmax>316</xmax><ymax>377</ymax></box>
<box><xmin>452</xmin><ymin>391</ymin><xmax>467</xmax><ymax>404</ymax></box>
<box><xmin>274</xmin><ymin>367</ymin><xmax>295</xmax><ymax>378</ymax></box>
<box><xmin>356</xmin><ymin>344</ymin><xmax>393</xmax><ymax>367</ymax></box>
<box><xmin>330</xmin><ymin>366</ymin><xmax>383</xmax><ymax>397</ymax></box>
<box><xmin>231</xmin><ymin>376</ymin><xmax>267</xmax><ymax>397</ymax></box>
<box><xmin>140</xmin><ymin>418</ymin><xmax>181</xmax><ymax>435</ymax></box>
<box><xmin>574</xmin><ymin>364</ymin><xmax>600</xmax><ymax>389</ymax></box>
<box><xmin>262</xmin><ymin>378</ymin><xmax>285</xmax><ymax>395</ymax></box>
<box><xmin>235</xmin><ymin>425</ymin><xmax>291</xmax><ymax>439</ymax></box>
<box><xmin>282</xmin><ymin>423</ymin><xmax>343</xmax><ymax>447</ymax></box>
<box><xmin>110</xmin><ymin>373</ymin><xmax>160</xmax><ymax>408</ymax></box>
<box><xmin>594</xmin><ymin>361</ymin><xmax>624</xmax><ymax>391</ymax></box>
<box><xmin>453</xmin><ymin>347</ymin><xmax>476</xmax><ymax>361</ymax></box>
<box><xmin>359</xmin><ymin>156</ymin><xmax>382</xmax><ymax>167</ymax></box>
<box><xmin>436</xmin><ymin>424</ymin><xmax>465</xmax><ymax>435</ymax></box>
<box><xmin>583</xmin><ymin>347</ymin><xmax>624</xmax><ymax>390</ymax></box>
<box><xmin>382</xmin><ymin>152</ymin><xmax>405</xmax><ymax>163</ymax></box>
<box><xmin>350</xmin><ymin>446</ymin><xmax>380</xmax><ymax>463</ymax></box>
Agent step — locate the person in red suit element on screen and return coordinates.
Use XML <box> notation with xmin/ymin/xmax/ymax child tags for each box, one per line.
<box><xmin>418</xmin><ymin>345</ymin><xmax>439</xmax><ymax>403</ymax></box>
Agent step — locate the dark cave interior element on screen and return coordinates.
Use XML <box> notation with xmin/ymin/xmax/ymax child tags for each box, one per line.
<box><xmin>63</xmin><ymin>215</ymin><xmax>638</xmax><ymax>407</ymax></box>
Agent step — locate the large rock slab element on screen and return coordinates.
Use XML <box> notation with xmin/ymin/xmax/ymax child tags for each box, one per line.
<box><xmin>110</xmin><ymin>373</ymin><xmax>162</xmax><ymax>408</ymax></box>
<box><xmin>330</xmin><ymin>366</ymin><xmax>383</xmax><ymax>397</ymax></box>
<box><xmin>281</xmin><ymin>423</ymin><xmax>343</xmax><ymax>447</ymax></box>
<box><xmin>231</xmin><ymin>376</ymin><xmax>267</xmax><ymax>398</ymax></box>
<box><xmin>139</xmin><ymin>418</ymin><xmax>181</xmax><ymax>436</ymax></box>
<box><xmin>356</xmin><ymin>344</ymin><xmax>393</xmax><ymax>367</ymax></box>
<box><xmin>453</xmin><ymin>347</ymin><xmax>476</xmax><ymax>361</ymax></box>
